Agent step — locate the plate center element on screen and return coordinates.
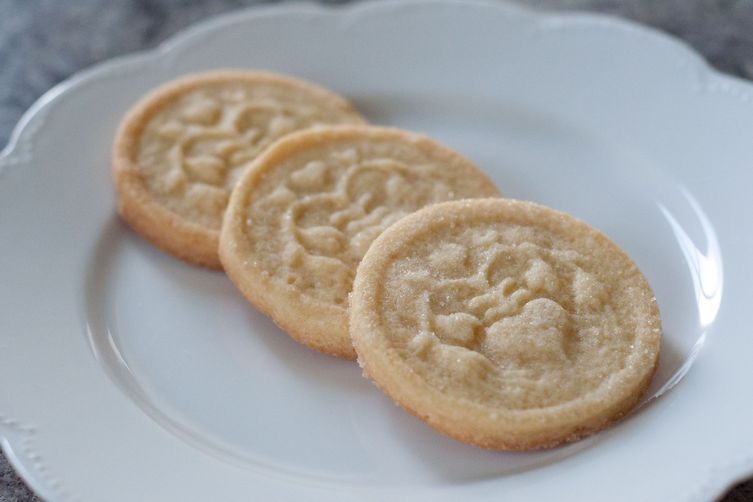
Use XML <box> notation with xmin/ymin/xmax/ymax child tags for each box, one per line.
<box><xmin>85</xmin><ymin>98</ymin><xmax>720</xmax><ymax>485</ymax></box>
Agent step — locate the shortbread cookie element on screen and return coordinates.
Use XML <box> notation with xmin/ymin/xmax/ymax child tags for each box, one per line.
<box><xmin>112</xmin><ymin>70</ymin><xmax>365</xmax><ymax>268</ymax></box>
<box><xmin>219</xmin><ymin>126</ymin><xmax>501</xmax><ymax>358</ymax></box>
<box><xmin>350</xmin><ymin>198</ymin><xmax>661</xmax><ymax>450</ymax></box>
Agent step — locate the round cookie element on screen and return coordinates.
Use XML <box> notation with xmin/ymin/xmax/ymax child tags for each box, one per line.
<box><xmin>219</xmin><ymin>126</ymin><xmax>501</xmax><ymax>358</ymax></box>
<box><xmin>112</xmin><ymin>70</ymin><xmax>365</xmax><ymax>268</ymax></box>
<box><xmin>350</xmin><ymin>198</ymin><xmax>661</xmax><ymax>450</ymax></box>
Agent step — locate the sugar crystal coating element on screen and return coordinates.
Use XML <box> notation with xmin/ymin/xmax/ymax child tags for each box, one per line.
<box><xmin>350</xmin><ymin>199</ymin><xmax>661</xmax><ymax>448</ymax></box>
<box><xmin>220</xmin><ymin>127</ymin><xmax>500</xmax><ymax>358</ymax></box>
<box><xmin>136</xmin><ymin>78</ymin><xmax>363</xmax><ymax>230</ymax></box>
<box><xmin>240</xmin><ymin>131</ymin><xmax>499</xmax><ymax>308</ymax></box>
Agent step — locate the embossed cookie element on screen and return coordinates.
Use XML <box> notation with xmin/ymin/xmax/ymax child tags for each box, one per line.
<box><xmin>350</xmin><ymin>198</ymin><xmax>661</xmax><ymax>450</ymax></box>
<box><xmin>219</xmin><ymin>126</ymin><xmax>501</xmax><ymax>358</ymax></box>
<box><xmin>112</xmin><ymin>70</ymin><xmax>365</xmax><ymax>268</ymax></box>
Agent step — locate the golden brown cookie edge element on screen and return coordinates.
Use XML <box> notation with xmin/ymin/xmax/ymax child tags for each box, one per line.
<box><xmin>111</xmin><ymin>69</ymin><xmax>367</xmax><ymax>269</ymax></box>
<box><xmin>220</xmin><ymin>125</ymin><xmax>501</xmax><ymax>359</ymax></box>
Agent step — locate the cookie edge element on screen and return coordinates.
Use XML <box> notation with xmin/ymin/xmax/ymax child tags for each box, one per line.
<box><xmin>219</xmin><ymin>125</ymin><xmax>502</xmax><ymax>359</ymax></box>
<box><xmin>350</xmin><ymin>197</ymin><xmax>662</xmax><ymax>450</ymax></box>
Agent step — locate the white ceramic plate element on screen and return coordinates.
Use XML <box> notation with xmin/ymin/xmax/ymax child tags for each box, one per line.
<box><xmin>2</xmin><ymin>1</ymin><xmax>752</xmax><ymax>500</ymax></box>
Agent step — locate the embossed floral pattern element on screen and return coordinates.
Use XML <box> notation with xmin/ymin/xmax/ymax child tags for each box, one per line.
<box><xmin>242</xmin><ymin>135</ymin><xmax>498</xmax><ymax>308</ymax></box>
<box><xmin>378</xmin><ymin>223</ymin><xmax>647</xmax><ymax>409</ymax></box>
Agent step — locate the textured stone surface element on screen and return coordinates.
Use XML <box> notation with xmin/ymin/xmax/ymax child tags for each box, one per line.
<box><xmin>1</xmin><ymin>0</ymin><xmax>752</xmax><ymax>500</ymax></box>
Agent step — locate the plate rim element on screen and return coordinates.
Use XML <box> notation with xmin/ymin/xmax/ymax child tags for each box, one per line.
<box><xmin>2</xmin><ymin>0</ymin><xmax>753</xmax><ymax>500</ymax></box>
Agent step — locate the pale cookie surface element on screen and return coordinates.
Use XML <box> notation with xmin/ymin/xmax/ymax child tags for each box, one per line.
<box><xmin>350</xmin><ymin>198</ymin><xmax>661</xmax><ymax>450</ymax></box>
<box><xmin>219</xmin><ymin>126</ymin><xmax>500</xmax><ymax>358</ymax></box>
<box><xmin>112</xmin><ymin>70</ymin><xmax>365</xmax><ymax>268</ymax></box>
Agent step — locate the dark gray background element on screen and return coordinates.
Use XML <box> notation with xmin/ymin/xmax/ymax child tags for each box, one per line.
<box><xmin>1</xmin><ymin>1</ymin><xmax>752</xmax><ymax>500</ymax></box>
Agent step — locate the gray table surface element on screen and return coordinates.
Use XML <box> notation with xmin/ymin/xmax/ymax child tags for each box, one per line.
<box><xmin>1</xmin><ymin>1</ymin><xmax>752</xmax><ymax>501</ymax></box>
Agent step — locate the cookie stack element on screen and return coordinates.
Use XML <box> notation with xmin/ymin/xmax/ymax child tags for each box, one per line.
<box><xmin>112</xmin><ymin>70</ymin><xmax>661</xmax><ymax>450</ymax></box>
